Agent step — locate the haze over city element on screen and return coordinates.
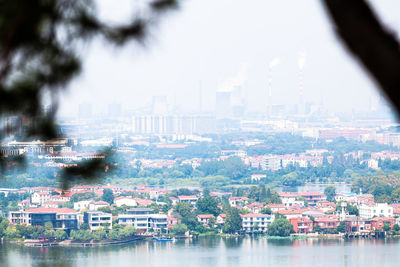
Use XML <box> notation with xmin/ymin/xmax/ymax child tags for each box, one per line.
<box><xmin>58</xmin><ymin>0</ymin><xmax>400</xmax><ymax>118</ymax></box>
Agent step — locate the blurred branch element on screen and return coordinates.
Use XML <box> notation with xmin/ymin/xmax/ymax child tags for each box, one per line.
<box><xmin>0</xmin><ymin>0</ymin><xmax>181</xmax><ymax>186</ymax></box>
<box><xmin>322</xmin><ymin>0</ymin><xmax>400</xmax><ymax>118</ymax></box>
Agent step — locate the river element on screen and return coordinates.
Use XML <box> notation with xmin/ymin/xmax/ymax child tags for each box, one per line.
<box><xmin>1</xmin><ymin>237</ymin><xmax>400</xmax><ymax>267</ymax></box>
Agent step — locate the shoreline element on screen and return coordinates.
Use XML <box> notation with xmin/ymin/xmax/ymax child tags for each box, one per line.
<box><xmin>5</xmin><ymin>233</ymin><xmax>400</xmax><ymax>248</ymax></box>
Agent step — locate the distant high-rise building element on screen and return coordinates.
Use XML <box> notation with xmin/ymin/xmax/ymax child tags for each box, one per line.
<box><xmin>78</xmin><ymin>103</ymin><xmax>93</xmax><ymax>118</ymax></box>
<box><xmin>216</xmin><ymin>91</ymin><xmax>232</xmax><ymax>119</ymax></box>
<box><xmin>152</xmin><ymin>96</ymin><xmax>168</xmax><ymax>115</ymax></box>
<box><xmin>108</xmin><ymin>103</ymin><xmax>122</xmax><ymax>118</ymax></box>
<box><xmin>231</xmin><ymin>86</ymin><xmax>246</xmax><ymax>118</ymax></box>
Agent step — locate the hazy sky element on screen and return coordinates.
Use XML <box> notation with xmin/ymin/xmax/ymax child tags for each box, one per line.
<box><xmin>58</xmin><ymin>0</ymin><xmax>400</xmax><ymax>117</ymax></box>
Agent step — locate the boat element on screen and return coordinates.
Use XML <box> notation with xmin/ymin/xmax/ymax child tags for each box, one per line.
<box><xmin>153</xmin><ymin>237</ymin><xmax>174</xmax><ymax>242</ymax></box>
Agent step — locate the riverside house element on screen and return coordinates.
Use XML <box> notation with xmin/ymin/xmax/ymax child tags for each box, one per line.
<box><xmin>9</xmin><ymin>207</ymin><xmax>78</xmax><ymax>232</ymax></box>
<box><xmin>242</xmin><ymin>213</ymin><xmax>274</xmax><ymax>233</ymax></box>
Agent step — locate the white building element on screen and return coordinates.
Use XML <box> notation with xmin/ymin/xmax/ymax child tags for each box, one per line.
<box><xmin>31</xmin><ymin>192</ymin><xmax>51</xmax><ymax>205</ymax></box>
<box><xmin>114</xmin><ymin>196</ymin><xmax>137</xmax><ymax>207</ymax></box>
<box><xmin>242</xmin><ymin>213</ymin><xmax>274</xmax><ymax>232</ymax></box>
<box><xmin>359</xmin><ymin>203</ymin><xmax>393</xmax><ymax>219</ymax></box>
<box><xmin>83</xmin><ymin>211</ymin><xmax>112</xmax><ymax>230</ymax></box>
<box><xmin>118</xmin><ymin>208</ymin><xmax>167</xmax><ymax>232</ymax></box>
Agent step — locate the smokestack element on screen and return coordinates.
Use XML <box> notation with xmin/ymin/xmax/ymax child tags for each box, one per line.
<box><xmin>298</xmin><ymin>51</ymin><xmax>306</xmax><ymax>116</ymax></box>
<box><xmin>267</xmin><ymin>58</ymin><xmax>280</xmax><ymax>118</ymax></box>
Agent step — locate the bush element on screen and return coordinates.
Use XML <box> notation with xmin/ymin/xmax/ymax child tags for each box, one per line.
<box><xmin>54</xmin><ymin>230</ymin><xmax>68</xmax><ymax>241</ymax></box>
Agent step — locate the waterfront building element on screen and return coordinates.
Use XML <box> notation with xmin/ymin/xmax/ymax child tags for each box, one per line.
<box><xmin>118</xmin><ymin>208</ymin><xmax>167</xmax><ymax>232</ymax></box>
<box><xmin>314</xmin><ymin>217</ymin><xmax>340</xmax><ymax>230</ymax></box>
<box><xmin>9</xmin><ymin>207</ymin><xmax>78</xmax><ymax>231</ymax></box>
<box><xmin>289</xmin><ymin>217</ymin><xmax>313</xmax><ymax>234</ymax></box>
<box><xmin>370</xmin><ymin>217</ymin><xmax>395</xmax><ymax>230</ymax></box>
<box><xmin>242</xmin><ymin>213</ymin><xmax>274</xmax><ymax>233</ymax></box>
<box><xmin>83</xmin><ymin>211</ymin><xmax>112</xmax><ymax>230</ymax></box>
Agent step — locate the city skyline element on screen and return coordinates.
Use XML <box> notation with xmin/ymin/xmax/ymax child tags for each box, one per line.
<box><xmin>57</xmin><ymin>0</ymin><xmax>400</xmax><ymax>118</ymax></box>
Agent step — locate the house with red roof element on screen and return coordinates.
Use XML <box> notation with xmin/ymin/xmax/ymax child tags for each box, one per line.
<box><xmin>245</xmin><ymin>202</ymin><xmax>265</xmax><ymax>214</ymax></box>
<box><xmin>89</xmin><ymin>201</ymin><xmax>109</xmax><ymax>211</ymax></box>
<box><xmin>289</xmin><ymin>217</ymin><xmax>313</xmax><ymax>234</ymax></box>
<box><xmin>134</xmin><ymin>198</ymin><xmax>154</xmax><ymax>207</ymax></box>
<box><xmin>197</xmin><ymin>214</ymin><xmax>215</xmax><ymax>226</ymax></box>
<box><xmin>114</xmin><ymin>196</ymin><xmax>137</xmax><ymax>207</ymax></box>
<box><xmin>216</xmin><ymin>214</ymin><xmax>227</xmax><ymax>225</ymax></box>
<box><xmin>178</xmin><ymin>195</ymin><xmax>198</xmax><ymax>206</ymax></box>
<box><xmin>229</xmin><ymin>197</ymin><xmax>249</xmax><ymax>207</ymax></box>
<box><xmin>370</xmin><ymin>217</ymin><xmax>396</xmax><ymax>231</ymax></box>
<box><xmin>314</xmin><ymin>217</ymin><xmax>340</xmax><ymax>230</ymax></box>
<box><xmin>266</xmin><ymin>204</ymin><xmax>286</xmax><ymax>212</ymax></box>
<box><xmin>31</xmin><ymin>191</ymin><xmax>51</xmax><ymax>205</ymax></box>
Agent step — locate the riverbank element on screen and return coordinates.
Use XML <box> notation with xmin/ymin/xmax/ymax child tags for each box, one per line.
<box><xmin>22</xmin><ymin>236</ymin><xmax>144</xmax><ymax>247</ymax></box>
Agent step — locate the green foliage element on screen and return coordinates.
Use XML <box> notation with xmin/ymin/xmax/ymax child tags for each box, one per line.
<box><xmin>392</xmin><ymin>224</ymin><xmax>400</xmax><ymax>232</ymax></box>
<box><xmin>267</xmin><ymin>217</ymin><xmax>293</xmax><ymax>237</ymax></box>
<box><xmin>260</xmin><ymin>207</ymin><xmax>272</xmax><ymax>215</ymax></box>
<box><xmin>80</xmin><ymin>223</ymin><xmax>90</xmax><ymax>230</ymax></box>
<box><xmin>119</xmin><ymin>225</ymin><xmax>136</xmax><ymax>239</ymax></box>
<box><xmin>44</xmin><ymin>221</ymin><xmax>55</xmax><ymax>237</ymax></box>
<box><xmin>102</xmin><ymin>189</ymin><xmax>114</xmax><ymax>205</ymax></box>
<box><xmin>4</xmin><ymin>225</ymin><xmax>18</xmax><ymax>239</ymax></box>
<box><xmin>0</xmin><ymin>216</ymin><xmax>9</xmax><ymax>237</ymax></box>
<box><xmin>170</xmin><ymin>223</ymin><xmax>188</xmax><ymax>236</ymax></box>
<box><xmin>92</xmin><ymin>228</ymin><xmax>107</xmax><ymax>241</ymax></box>
<box><xmin>196</xmin><ymin>196</ymin><xmax>222</xmax><ymax>216</ymax></box>
<box><xmin>54</xmin><ymin>229</ymin><xmax>68</xmax><ymax>241</ymax></box>
<box><xmin>175</xmin><ymin>202</ymin><xmax>199</xmax><ymax>230</ymax></box>
<box><xmin>70</xmin><ymin>230</ymin><xmax>93</xmax><ymax>242</ymax></box>
<box><xmin>71</xmin><ymin>192</ymin><xmax>96</xmax><ymax>203</ymax></box>
<box><xmin>281</xmin><ymin>172</ymin><xmax>304</xmax><ymax>186</ymax></box>
<box><xmin>324</xmin><ymin>186</ymin><xmax>336</xmax><ymax>202</ymax></box>
<box><xmin>337</xmin><ymin>221</ymin><xmax>346</xmax><ymax>233</ymax></box>
<box><xmin>222</xmin><ymin>207</ymin><xmax>242</xmax><ymax>234</ymax></box>
<box><xmin>335</xmin><ymin>202</ymin><xmax>359</xmax><ymax>216</ymax></box>
<box><xmin>383</xmin><ymin>223</ymin><xmax>391</xmax><ymax>232</ymax></box>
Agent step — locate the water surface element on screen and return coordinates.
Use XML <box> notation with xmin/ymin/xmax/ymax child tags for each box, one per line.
<box><xmin>1</xmin><ymin>237</ymin><xmax>399</xmax><ymax>267</ymax></box>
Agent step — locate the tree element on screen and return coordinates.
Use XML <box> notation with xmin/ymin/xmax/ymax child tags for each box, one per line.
<box><xmin>80</xmin><ymin>223</ymin><xmax>90</xmax><ymax>230</ymax></box>
<box><xmin>0</xmin><ymin>0</ymin><xmax>179</xmax><ymax>180</ymax></box>
<box><xmin>259</xmin><ymin>185</ymin><xmax>267</xmax><ymax>202</ymax></box>
<box><xmin>196</xmin><ymin>196</ymin><xmax>221</xmax><ymax>216</ymax></box>
<box><xmin>0</xmin><ymin>217</ymin><xmax>9</xmax><ymax>238</ymax></box>
<box><xmin>392</xmin><ymin>224</ymin><xmax>400</xmax><ymax>232</ymax></box>
<box><xmin>102</xmin><ymin>189</ymin><xmax>114</xmax><ymax>205</ymax></box>
<box><xmin>175</xmin><ymin>202</ymin><xmax>199</xmax><ymax>230</ymax></box>
<box><xmin>324</xmin><ymin>186</ymin><xmax>336</xmax><ymax>202</ymax></box>
<box><xmin>322</xmin><ymin>0</ymin><xmax>400</xmax><ymax>117</ymax></box>
<box><xmin>92</xmin><ymin>228</ymin><xmax>107</xmax><ymax>241</ymax></box>
<box><xmin>54</xmin><ymin>229</ymin><xmax>68</xmax><ymax>241</ymax></box>
<box><xmin>267</xmin><ymin>217</ymin><xmax>293</xmax><ymax>237</ymax></box>
<box><xmin>119</xmin><ymin>225</ymin><xmax>136</xmax><ymax>239</ymax></box>
<box><xmin>170</xmin><ymin>223</ymin><xmax>188</xmax><ymax>236</ymax></box>
<box><xmin>222</xmin><ymin>207</ymin><xmax>242</xmax><ymax>234</ymax></box>
<box><xmin>260</xmin><ymin>207</ymin><xmax>272</xmax><ymax>215</ymax></box>
<box><xmin>383</xmin><ymin>223</ymin><xmax>391</xmax><ymax>232</ymax></box>
<box><xmin>44</xmin><ymin>221</ymin><xmax>55</xmax><ymax>237</ymax></box>
<box><xmin>337</xmin><ymin>221</ymin><xmax>346</xmax><ymax>233</ymax></box>
<box><xmin>391</xmin><ymin>188</ymin><xmax>400</xmax><ymax>203</ymax></box>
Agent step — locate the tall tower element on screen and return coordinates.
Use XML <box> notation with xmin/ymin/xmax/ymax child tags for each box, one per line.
<box><xmin>267</xmin><ymin>58</ymin><xmax>280</xmax><ymax>118</ymax></box>
<box><xmin>298</xmin><ymin>51</ymin><xmax>306</xmax><ymax>116</ymax></box>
